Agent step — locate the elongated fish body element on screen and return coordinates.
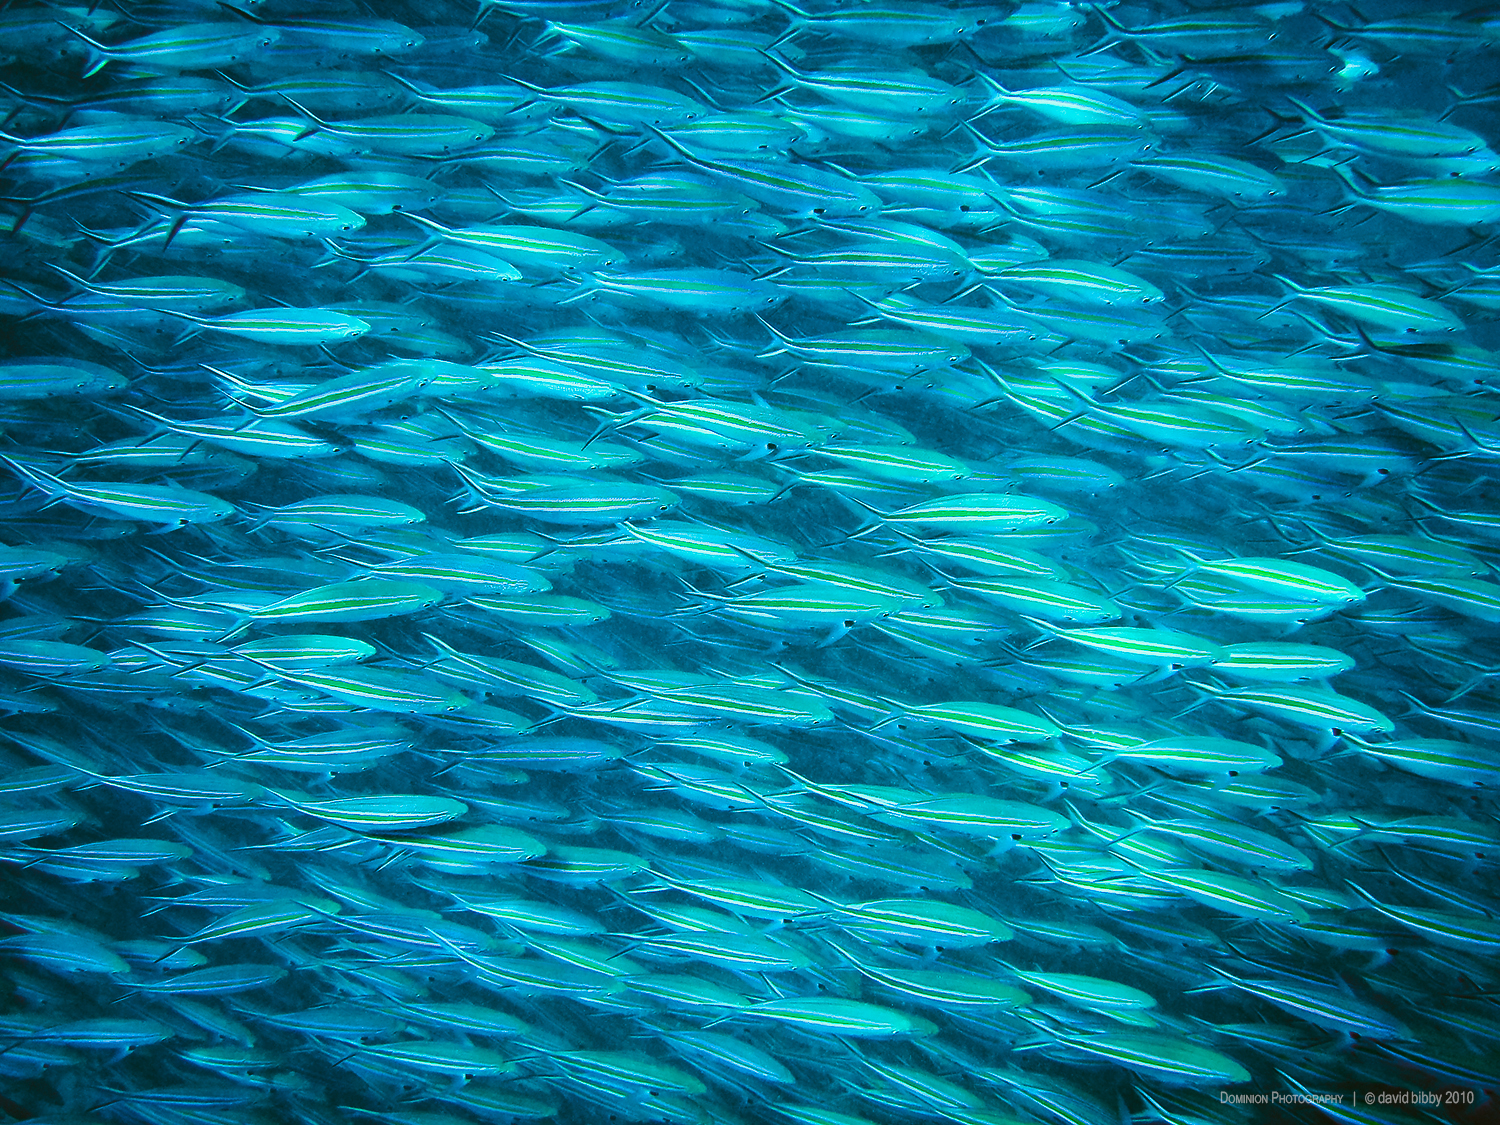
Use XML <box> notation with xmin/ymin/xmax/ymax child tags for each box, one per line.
<box><xmin>60</xmin><ymin>23</ymin><xmax>281</xmax><ymax>79</ymax></box>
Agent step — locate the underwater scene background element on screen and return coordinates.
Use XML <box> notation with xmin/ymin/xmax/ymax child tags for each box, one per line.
<box><xmin>0</xmin><ymin>0</ymin><xmax>1498</xmax><ymax>1122</ymax></box>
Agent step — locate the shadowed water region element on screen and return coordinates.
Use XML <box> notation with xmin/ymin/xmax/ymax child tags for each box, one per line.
<box><xmin>0</xmin><ymin>0</ymin><xmax>1497</xmax><ymax>1122</ymax></box>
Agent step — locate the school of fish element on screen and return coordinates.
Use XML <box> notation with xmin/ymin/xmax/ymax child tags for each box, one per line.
<box><xmin>1</xmin><ymin>0</ymin><xmax>1498</xmax><ymax>1122</ymax></box>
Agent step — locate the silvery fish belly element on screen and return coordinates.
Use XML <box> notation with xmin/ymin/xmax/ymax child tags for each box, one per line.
<box><xmin>2</xmin><ymin>0</ymin><xmax>1499</xmax><ymax>1121</ymax></box>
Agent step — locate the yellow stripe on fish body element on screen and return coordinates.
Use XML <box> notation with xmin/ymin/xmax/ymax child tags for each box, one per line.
<box><xmin>952</xmin><ymin>576</ymin><xmax>1121</xmax><ymax>624</ymax></box>
<box><xmin>1203</xmin><ymin>683</ymin><xmax>1395</xmax><ymax>733</ymax></box>
<box><xmin>997</xmin><ymin>259</ymin><xmax>1163</xmax><ymax>307</ymax></box>
<box><xmin>1036</xmin><ymin>621</ymin><xmax>1225</xmax><ymax>668</ymax></box>
<box><xmin>250</xmin><ymin>580</ymin><xmax>443</xmax><ymax>623</ymax></box>
<box><xmin>1332</xmin><ymin>164</ymin><xmax>1500</xmax><ymax>225</ymax></box>
<box><xmin>506</xmin><ymin>77</ymin><xmax>707</xmax><ymax>128</ymax></box>
<box><xmin>1341</xmin><ymin>733</ymin><xmax>1500</xmax><ymax>788</ymax></box>
<box><xmin>1125</xmin><ymin>863</ymin><xmax>1309</xmax><ymax>924</ymax></box>
<box><xmin>570</xmin><ymin>268</ymin><xmax>784</xmax><ymax>315</ymax></box>
<box><xmin>976</xmin><ymin>75</ymin><xmax>1152</xmax><ymax>127</ymax></box>
<box><xmin>883</xmin><ymin>700</ymin><xmax>1059</xmax><ymax>743</ymax></box>
<box><xmin>694</xmin><ymin>585</ymin><xmax>903</xmax><ymax>627</ymax></box>
<box><xmin>471</xmin><ymin>475</ymin><xmax>680</xmax><ymax>524</ymax></box>
<box><xmin>1375</xmin><ymin>571</ymin><xmax>1500</xmax><ymax>623</ymax></box>
<box><xmin>266</xmin><ymin>791</ymin><xmax>465</xmax><ymax>831</ymax></box>
<box><xmin>1133</xmin><ymin>152</ymin><xmax>1286</xmax><ymax>202</ymax></box>
<box><xmin>59</xmin><ymin>22</ymin><xmax>280</xmax><ymax>78</ymax></box>
<box><xmin>403</xmin><ymin>213</ymin><xmax>625</xmax><ymax>272</ymax></box>
<box><xmin>1270</xmin><ymin>272</ymin><xmax>1465</xmax><ymax>334</ymax></box>
<box><xmin>252</xmin><ymin>667</ymin><xmax>470</xmax><ymax>714</ymax></box>
<box><xmin>465</xmin><ymin>595</ymin><xmax>611</xmax><ymax>627</ymax></box>
<box><xmin>1214</xmin><ymin>642</ymin><xmax>1355</xmax><ymax>682</ymax></box>
<box><xmin>736</xmin><ymin>996</ymin><xmax>936</xmax><ymax>1038</ymax></box>
<box><xmin>870</xmin><ymin>492</ymin><xmax>1067</xmax><ymax>533</ymax></box>
<box><xmin>1178</xmin><ymin>555</ymin><xmax>1366</xmax><ymax>607</ymax></box>
<box><xmin>1108</xmin><ymin>736</ymin><xmax>1283</xmax><ymax>775</ymax></box>
<box><xmin>760</xmin><ymin>54</ymin><xmax>964</xmax><ymax>118</ymax></box>
<box><xmin>837</xmin><ymin>954</ymin><xmax>1033</xmax><ymax>1010</ymax></box>
<box><xmin>0</xmin><ymin>455</ymin><xmax>234</xmax><ymax>525</ymax></box>
<box><xmin>1286</xmin><ymin>94</ymin><xmax>1497</xmax><ymax>162</ymax></box>
<box><xmin>1044</xmin><ymin>1029</ymin><xmax>1251</xmax><ymax>1087</ymax></box>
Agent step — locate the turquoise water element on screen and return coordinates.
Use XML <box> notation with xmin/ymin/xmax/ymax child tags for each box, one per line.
<box><xmin>0</xmin><ymin>2</ymin><xmax>1497</xmax><ymax>1122</ymax></box>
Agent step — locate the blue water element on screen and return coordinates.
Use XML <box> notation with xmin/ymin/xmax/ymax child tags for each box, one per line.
<box><xmin>0</xmin><ymin>1</ymin><xmax>1497</xmax><ymax>1122</ymax></box>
